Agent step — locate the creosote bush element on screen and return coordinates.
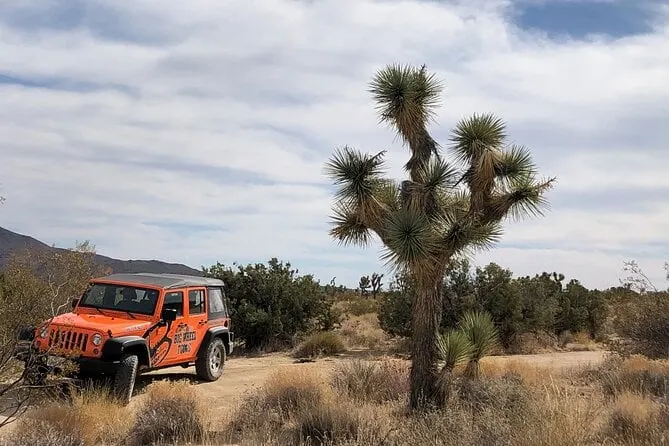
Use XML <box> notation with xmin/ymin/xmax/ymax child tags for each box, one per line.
<box><xmin>292</xmin><ymin>331</ymin><xmax>346</xmax><ymax>359</ymax></box>
<box><xmin>203</xmin><ymin>258</ymin><xmax>340</xmax><ymax>351</ymax></box>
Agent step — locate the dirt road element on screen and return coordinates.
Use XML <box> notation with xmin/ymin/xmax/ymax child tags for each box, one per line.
<box><xmin>138</xmin><ymin>350</ymin><xmax>607</xmax><ymax>413</ymax></box>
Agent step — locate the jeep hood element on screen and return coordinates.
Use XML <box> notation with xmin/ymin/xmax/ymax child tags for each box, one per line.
<box><xmin>47</xmin><ymin>313</ymin><xmax>153</xmax><ymax>336</ymax></box>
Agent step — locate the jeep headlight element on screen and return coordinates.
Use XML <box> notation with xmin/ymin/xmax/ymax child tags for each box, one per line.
<box><xmin>92</xmin><ymin>333</ymin><xmax>103</xmax><ymax>346</ymax></box>
<box><xmin>39</xmin><ymin>326</ymin><xmax>48</xmax><ymax>338</ymax></box>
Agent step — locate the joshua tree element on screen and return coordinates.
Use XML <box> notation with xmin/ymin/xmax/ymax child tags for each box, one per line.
<box><xmin>325</xmin><ymin>63</ymin><xmax>554</xmax><ymax>409</ymax></box>
<box><xmin>358</xmin><ymin>275</ymin><xmax>371</xmax><ymax>296</ymax></box>
<box><xmin>371</xmin><ymin>273</ymin><xmax>384</xmax><ymax>298</ymax></box>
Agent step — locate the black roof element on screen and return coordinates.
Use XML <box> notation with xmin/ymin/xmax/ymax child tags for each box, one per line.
<box><xmin>92</xmin><ymin>273</ymin><xmax>224</xmax><ymax>289</ymax></box>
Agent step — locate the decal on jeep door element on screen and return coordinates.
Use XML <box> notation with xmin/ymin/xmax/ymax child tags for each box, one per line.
<box><xmin>173</xmin><ymin>323</ymin><xmax>196</xmax><ymax>354</ymax></box>
<box><xmin>146</xmin><ymin>322</ymin><xmax>197</xmax><ymax>365</ymax></box>
<box><xmin>148</xmin><ymin>319</ymin><xmax>174</xmax><ymax>366</ymax></box>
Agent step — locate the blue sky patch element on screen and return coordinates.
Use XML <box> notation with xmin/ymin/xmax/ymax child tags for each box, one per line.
<box><xmin>514</xmin><ymin>0</ymin><xmax>656</xmax><ymax>39</ymax></box>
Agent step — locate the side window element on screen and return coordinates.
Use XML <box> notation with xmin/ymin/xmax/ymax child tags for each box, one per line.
<box><xmin>163</xmin><ymin>291</ymin><xmax>184</xmax><ymax>317</ymax></box>
<box><xmin>207</xmin><ymin>287</ymin><xmax>227</xmax><ymax>319</ymax></box>
<box><xmin>188</xmin><ymin>289</ymin><xmax>205</xmax><ymax>315</ymax></box>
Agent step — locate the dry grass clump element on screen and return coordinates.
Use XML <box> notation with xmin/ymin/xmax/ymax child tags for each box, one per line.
<box><xmin>520</xmin><ymin>384</ymin><xmax>601</xmax><ymax>446</ymax></box>
<box><xmin>296</xmin><ymin>400</ymin><xmax>384</xmax><ymax>445</ymax></box>
<box><xmin>128</xmin><ymin>380</ymin><xmax>209</xmax><ymax>446</ymax></box>
<box><xmin>603</xmin><ymin>391</ymin><xmax>669</xmax><ymax>444</ymax></box>
<box><xmin>0</xmin><ymin>420</ymin><xmax>84</xmax><ymax>446</ymax></box>
<box><xmin>337</xmin><ymin>314</ymin><xmax>387</xmax><ymax>350</ymax></box>
<box><xmin>479</xmin><ymin>358</ymin><xmax>556</xmax><ymax>385</ymax></box>
<box><xmin>342</xmin><ymin>298</ymin><xmax>378</xmax><ymax>316</ymax></box>
<box><xmin>225</xmin><ymin>368</ymin><xmax>327</xmax><ymax>441</ymax></box>
<box><xmin>592</xmin><ymin>354</ymin><xmax>669</xmax><ymax>399</ymax></box>
<box><xmin>292</xmin><ymin>332</ymin><xmax>346</xmax><ymax>359</ymax></box>
<box><xmin>261</xmin><ymin>369</ymin><xmax>327</xmax><ymax>416</ymax></box>
<box><xmin>223</xmin><ymin>368</ymin><xmax>383</xmax><ymax>445</ymax></box>
<box><xmin>390</xmin><ymin>376</ymin><xmax>599</xmax><ymax>446</ymax></box>
<box><xmin>332</xmin><ymin>358</ymin><xmax>409</xmax><ymax>403</ymax></box>
<box><xmin>1</xmin><ymin>386</ymin><xmax>129</xmax><ymax>446</ymax></box>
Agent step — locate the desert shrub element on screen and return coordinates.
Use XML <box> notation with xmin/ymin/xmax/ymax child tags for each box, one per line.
<box><xmin>263</xmin><ymin>369</ymin><xmax>326</xmax><ymax>415</ymax></box>
<box><xmin>613</xmin><ymin>292</ymin><xmax>669</xmax><ymax>359</ymax></box>
<box><xmin>377</xmin><ymin>289</ymin><xmax>412</xmax><ymax>338</ymax></box>
<box><xmin>342</xmin><ymin>298</ymin><xmax>378</xmax><ymax>316</ymax></box>
<box><xmin>337</xmin><ymin>314</ymin><xmax>387</xmax><ymax>349</ymax></box>
<box><xmin>557</xmin><ymin>330</ymin><xmax>573</xmax><ymax>347</ymax></box>
<box><xmin>332</xmin><ymin>358</ymin><xmax>409</xmax><ymax>403</ymax></box>
<box><xmin>508</xmin><ymin>331</ymin><xmax>557</xmax><ymax>354</ymax></box>
<box><xmin>1</xmin><ymin>387</ymin><xmax>128</xmax><ymax>446</ymax></box>
<box><xmin>203</xmin><ymin>258</ymin><xmax>339</xmax><ymax>350</ymax></box>
<box><xmin>593</xmin><ymin>354</ymin><xmax>669</xmax><ymax>399</ymax></box>
<box><xmin>603</xmin><ymin>392</ymin><xmax>669</xmax><ymax>444</ymax></box>
<box><xmin>292</xmin><ymin>332</ymin><xmax>346</xmax><ymax>359</ymax></box>
<box><xmin>227</xmin><ymin>368</ymin><xmax>326</xmax><ymax>437</ymax></box>
<box><xmin>0</xmin><ymin>420</ymin><xmax>84</xmax><ymax>446</ymax></box>
<box><xmin>296</xmin><ymin>401</ymin><xmax>379</xmax><ymax>445</ymax></box>
<box><xmin>128</xmin><ymin>380</ymin><xmax>208</xmax><ymax>446</ymax></box>
<box><xmin>456</xmin><ymin>374</ymin><xmax>532</xmax><ymax>419</ymax></box>
<box><xmin>225</xmin><ymin>369</ymin><xmax>333</xmax><ymax>444</ymax></box>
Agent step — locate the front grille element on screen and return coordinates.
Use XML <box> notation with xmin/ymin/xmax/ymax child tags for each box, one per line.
<box><xmin>47</xmin><ymin>328</ymin><xmax>89</xmax><ymax>354</ymax></box>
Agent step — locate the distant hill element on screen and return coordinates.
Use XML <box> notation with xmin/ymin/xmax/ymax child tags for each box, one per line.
<box><xmin>0</xmin><ymin>227</ymin><xmax>203</xmax><ymax>276</ymax></box>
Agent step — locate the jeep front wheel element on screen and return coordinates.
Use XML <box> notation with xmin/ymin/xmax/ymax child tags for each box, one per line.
<box><xmin>195</xmin><ymin>338</ymin><xmax>225</xmax><ymax>381</ymax></box>
<box><xmin>113</xmin><ymin>354</ymin><xmax>138</xmax><ymax>405</ymax></box>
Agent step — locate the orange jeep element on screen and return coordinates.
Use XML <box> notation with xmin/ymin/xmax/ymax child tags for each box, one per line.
<box><xmin>15</xmin><ymin>273</ymin><xmax>233</xmax><ymax>403</ymax></box>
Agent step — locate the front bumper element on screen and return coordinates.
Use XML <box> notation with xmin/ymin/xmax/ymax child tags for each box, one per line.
<box><xmin>13</xmin><ymin>340</ymin><xmax>120</xmax><ymax>376</ymax></box>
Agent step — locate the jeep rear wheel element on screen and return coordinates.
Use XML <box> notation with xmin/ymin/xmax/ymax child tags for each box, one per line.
<box><xmin>195</xmin><ymin>338</ymin><xmax>225</xmax><ymax>381</ymax></box>
<box><xmin>113</xmin><ymin>354</ymin><xmax>138</xmax><ymax>405</ymax></box>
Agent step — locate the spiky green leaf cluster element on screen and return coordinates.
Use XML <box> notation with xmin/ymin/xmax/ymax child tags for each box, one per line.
<box><xmin>437</xmin><ymin>329</ymin><xmax>474</xmax><ymax>371</ymax></box>
<box><xmin>459</xmin><ymin>310</ymin><xmax>499</xmax><ymax>362</ymax></box>
<box><xmin>325</xmin><ymin>64</ymin><xmax>555</xmax><ymax>276</ymax></box>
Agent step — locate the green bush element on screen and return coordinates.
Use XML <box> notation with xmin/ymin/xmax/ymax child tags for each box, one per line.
<box><xmin>378</xmin><ymin>288</ymin><xmax>412</xmax><ymax>338</ymax></box>
<box><xmin>203</xmin><ymin>258</ymin><xmax>339</xmax><ymax>350</ymax></box>
<box><xmin>612</xmin><ymin>292</ymin><xmax>669</xmax><ymax>359</ymax></box>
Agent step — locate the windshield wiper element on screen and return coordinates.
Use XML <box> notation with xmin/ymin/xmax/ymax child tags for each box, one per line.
<box><xmin>122</xmin><ymin>311</ymin><xmax>137</xmax><ymax>319</ymax></box>
<box><xmin>92</xmin><ymin>307</ymin><xmax>108</xmax><ymax>316</ymax></box>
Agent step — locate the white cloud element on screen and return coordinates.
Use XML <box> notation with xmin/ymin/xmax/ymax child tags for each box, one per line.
<box><xmin>0</xmin><ymin>0</ymin><xmax>668</xmax><ymax>290</ymax></box>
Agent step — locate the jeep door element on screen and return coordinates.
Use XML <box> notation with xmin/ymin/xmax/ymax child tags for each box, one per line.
<box><xmin>147</xmin><ymin>289</ymin><xmax>194</xmax><ymax>367</ymax></box>
<box><xmin>183</xmin><ymin>287</ymin><xmax>208</xmax><ymax>354</ymax></box>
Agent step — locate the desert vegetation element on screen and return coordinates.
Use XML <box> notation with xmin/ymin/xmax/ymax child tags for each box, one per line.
<box><xmin>1</xmin><ymin>64</ymin><xmax>669</xmax><ymax>445</ymax></box>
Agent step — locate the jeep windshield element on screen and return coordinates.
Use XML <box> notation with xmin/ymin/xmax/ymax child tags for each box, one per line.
<box><xmin>78</xmin><ymin>283</ymin><xmax>160</xmax><ymax>316</ymax></box>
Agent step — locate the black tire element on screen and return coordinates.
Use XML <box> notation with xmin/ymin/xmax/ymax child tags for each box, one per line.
<box><xmin>113</xmin><ymin>354</ymin><xmax>138</xmax><ymax>405</ymax></box>
<box><xmin>195</xmin><ymin>338</ymin><xmax>225</xmax><ymax>381</ymax></box>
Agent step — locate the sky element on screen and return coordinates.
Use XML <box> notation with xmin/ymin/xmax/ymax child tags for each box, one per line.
<box><xmin>0</xmin><ymin>0</ymin><xmax>668</xmax><ymax>290</ymax></box>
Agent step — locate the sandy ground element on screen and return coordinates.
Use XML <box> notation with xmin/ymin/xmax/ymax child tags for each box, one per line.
<box><xmin>137</xmin><ymin>349</ymin><xmax>608</xmax><ymax>412</ymax></box>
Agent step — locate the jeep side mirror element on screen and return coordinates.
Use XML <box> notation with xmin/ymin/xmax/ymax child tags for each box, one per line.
<box><xmin>72</xmin><ymin>298</ymin><xmax>80</xmax><ymax>309</ymax></box>
<box><xmin>161</xmin><ymin>308</ymin><xmax>177</xmax><ymax>322</ymax></box>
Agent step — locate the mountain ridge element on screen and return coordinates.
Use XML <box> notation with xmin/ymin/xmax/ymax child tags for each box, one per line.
<box><xmin>0</xmin><ymin>226</ymin><xmax>203</xmax><ymax>276</ymax></box>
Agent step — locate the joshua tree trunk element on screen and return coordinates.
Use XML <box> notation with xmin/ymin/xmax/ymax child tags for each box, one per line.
<box><xmin>410</xmin><ymin>275</ymin><xmax>444</xmax><ymax>409</ymax></box>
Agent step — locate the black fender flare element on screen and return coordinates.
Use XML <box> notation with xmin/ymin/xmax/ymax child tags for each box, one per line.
<box><xmin>198</xmin><ymin>327</ymin><xmax>234</xmax><ymax>357</ymax></box>
<box><xmin>101</xmin><ymin>336</ymin><xmax>151</xmax><ymax>367</ymax></box>
<box><xmin>15</xmin><ymin>325</ymin><xmax>36</xmax><ymax>341</ymax></box>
